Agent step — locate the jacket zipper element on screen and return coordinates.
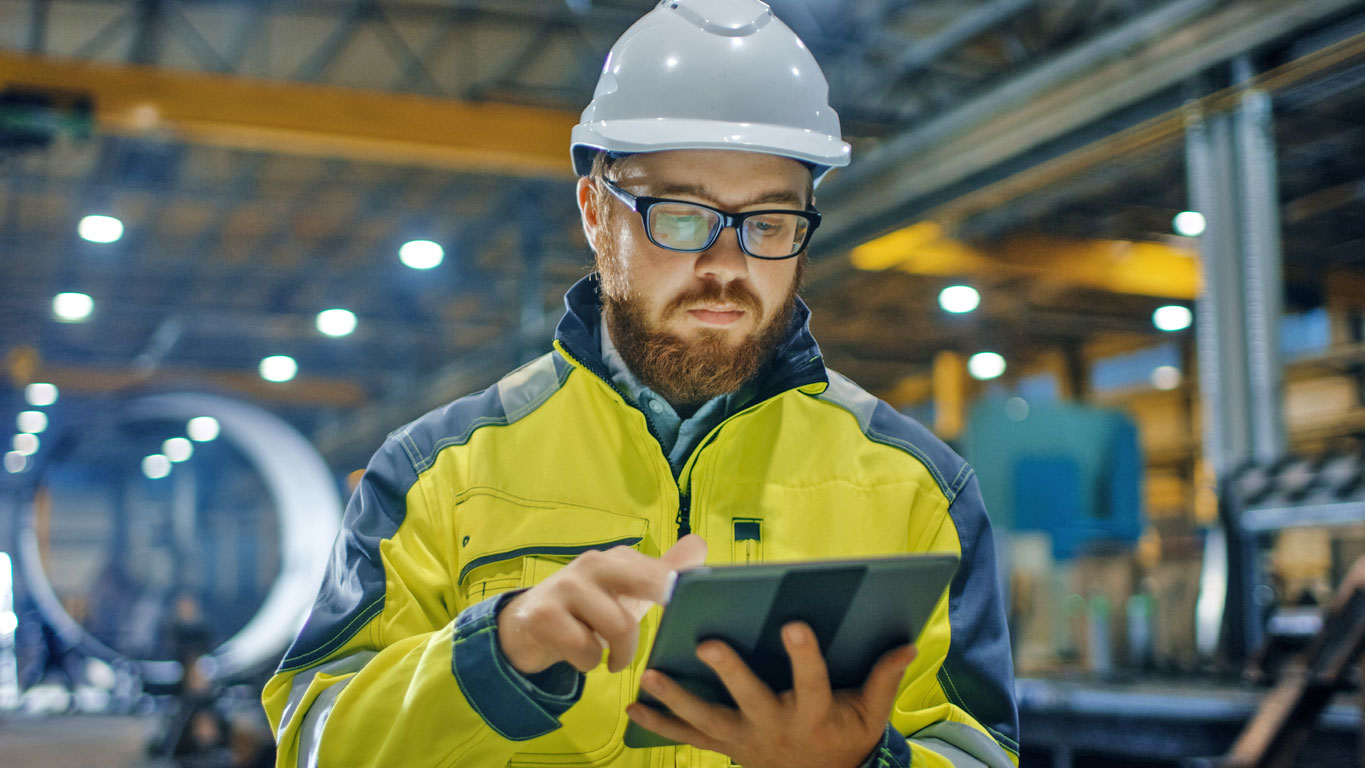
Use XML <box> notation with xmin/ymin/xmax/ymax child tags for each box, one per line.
<box><xmin>553</xmin><ymin>339</ymin><xmax>826</xmax><ymax>548</ymax></box>
<box><xmin>676</xmin><ymin>493</ymin><xmax>691</xmax><ymax>538</ymax></box>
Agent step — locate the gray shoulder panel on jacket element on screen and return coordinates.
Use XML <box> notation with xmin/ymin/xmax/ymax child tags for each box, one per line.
<box><xmin>814</xmin><ymin>368</ymin><xmax>971</xmax><ymax>503</ymax></box>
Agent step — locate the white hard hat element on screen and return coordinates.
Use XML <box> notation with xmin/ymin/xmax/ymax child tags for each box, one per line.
<box><xmin>571</xmin><ymin>0</ymin><xmax>851</xmax><ymax>186</ymax></box>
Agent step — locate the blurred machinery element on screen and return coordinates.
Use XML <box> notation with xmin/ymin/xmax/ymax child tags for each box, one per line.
<box><xmin>1</xmin><ymin>391</ymin><xmax>342</xmax><ymax>704</ymax></box>
<box><xmin>967</xmin><ymin>399</ymin><xmax>1145</xmax><ymax>673</ymax></box>
<box><xmin>1223</xmin><ymin>450</ymin><xmax>1365</xmax><ymax>673</ymax></box>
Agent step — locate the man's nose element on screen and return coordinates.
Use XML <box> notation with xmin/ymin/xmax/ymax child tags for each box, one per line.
<box><xmin>694</xmin><ymin>226</ymin><xmax>748</xmax><ymax>283</ymax></box>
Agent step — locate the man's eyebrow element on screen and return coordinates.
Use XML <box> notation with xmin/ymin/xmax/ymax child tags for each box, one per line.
<box><xmin>649</xmin><ymin>182</ymin><xmax>806</xmax><ymax>208</ymax></box>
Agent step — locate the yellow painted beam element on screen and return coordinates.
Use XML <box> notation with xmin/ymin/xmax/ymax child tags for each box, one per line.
<box><xmin>0</xmin><ymin>51</ymin><xmax>579</xmax><ymax>176</ymax></box>
<box><xmin>27</xmin><ymin>363</ymin><xmax>368</xmax><ymax>408</ymax></box>
<box><xmin>932</xmin><ymin>351</ymin><xmax>967</xmax><ymax>440</ymax></box>
<box><xmin>851</xmin><ymin>223</ymin><xmax>1201</xmax><ymax>300</ymax></box>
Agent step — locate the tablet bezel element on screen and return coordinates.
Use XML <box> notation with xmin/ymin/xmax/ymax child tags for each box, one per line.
<box><xmin>623</xmin><ymin>552</ymin><xmax>959</xmax><ymax>749</ymax></box>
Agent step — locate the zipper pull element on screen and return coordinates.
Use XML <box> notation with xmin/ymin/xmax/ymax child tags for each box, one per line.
<box><xmin>676</xmin><ymin>495</ymin><xmax>691</xmax><ymax>538</ymax></box>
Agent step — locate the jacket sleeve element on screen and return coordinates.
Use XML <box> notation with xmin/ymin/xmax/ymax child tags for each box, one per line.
<box><xmin>261</xmin><ymin>435</ymin><xmax>582</xmax><ymax>767</ymax></box>
<box><xmin>868</xmin><ymin>472</ymin><xmax>1021</xmax><ymax>768</ymax></box>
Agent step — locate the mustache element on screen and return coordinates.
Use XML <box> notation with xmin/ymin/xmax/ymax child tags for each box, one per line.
<box><xmin>665</xmin><ymin>281</ymin><xmax>762</xmax><ymax>316</ymax></box>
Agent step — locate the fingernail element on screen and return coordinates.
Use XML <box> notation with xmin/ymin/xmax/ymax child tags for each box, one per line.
<box><xmin>783</xmin><ymin>624</ymin><xmax>805</xmax><ymax>645</ymax></box>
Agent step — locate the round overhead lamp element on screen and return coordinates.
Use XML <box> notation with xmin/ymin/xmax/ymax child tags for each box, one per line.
<box><xmin>1173</xmin><ymin>211</ymin><xmax>1206</xmax><ymax>238</ymax></box>
<box><xmin>162</xmin><ymin>437</ymin><xmax>193</xmax><ymax>462</ymax></box>
<box><xmin>12</xmin><ymin>433</ymin><xmax>38</xmax><ymax>456</ymax></box>
<box><xmin>16</xmin><ymin>411</ymin><xmax>48</xmax><ymax>434</ymax></box>
<box><xmin>78</xmin><ymin>214</ymin><xmax>124</xmax><ymax>244</ymax></box>
<box><xmin>52</xmin><ymin>292</ymin><xmax>93</xmax><ymax>323</ymax></box>
<box><xmin>316</xmin><ymin>308</ymin><xmax>357</xmax><ymax>338</ymax></box>
<box><xmin>1153</xmin><ymin>305</ymin><xmax>1193</xmax><ymax>332</ymax></box>
<box><xmin>399</xmin><ymin>240</ymin><xmax>444</xmax><ymax>270</ymax></box>
<box><xmin>3</xmin><ymin>451</ymin><xmax>27</xmax><ymax>474</ymax></box>
<box><xmin>142</xmin><ymin>454</ymin><xmax>172</xmax><ymax>480</ymax></box>
<box><xmin>187</xmin><ymin>416</ymin><xmax>220</xmax><ymax>442</ymax></box>
<box><xmin>968</xmin><ymin>352</ymin><xmax>1007</xmax><ymax>381</ymax></box>
<box><xmin>25</xmin><ymin>383</ymin><xmax>58</xmax><ymax>407</ymax></box>
<box><xmin>259</xmin><ymin>355</ymin><xmax>298</xmax><ymax>383</ymax></box>
<box><xmin>939</xmin><ymin>285</ymin><xmax>981</xmax><ymax>314</ymax></box>
<box><xmin>1152</xmin><ymin>365</ymin><xmax>1183</xmax><ymax>391</ymax></box>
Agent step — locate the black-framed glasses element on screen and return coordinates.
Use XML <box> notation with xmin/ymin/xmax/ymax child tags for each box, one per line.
<box><xmin>602</xmin><ymin>179</ymin><xmax>820</xmax><ymax>260</ymax></box>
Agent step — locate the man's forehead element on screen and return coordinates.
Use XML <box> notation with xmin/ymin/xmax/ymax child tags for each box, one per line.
<box><xmin>613</xmin><ymin>149</ymin><xmax>811</xmax><ymax>206</ymax></box>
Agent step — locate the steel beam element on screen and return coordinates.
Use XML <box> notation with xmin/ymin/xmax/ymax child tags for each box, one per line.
<box><xmin>868</xmin><ymin>0</ymin><xmax>1043</xmax><ymax>108</ymax></box>
<box><xmin>0</xmin><ymin>50</ymin><xmax>579</xmax><ymax>176</ymax></box>
<box><xmin>817</xmin><ymin>0</ymin><xmax>1365</xmax><ymax>251</ymax></box>
<box><xmin>849</xmin><ymin>225</ymin><xmax>1200</xmax><ymax>300</ymax></box>
<box><xmin>1236</xmin><ymin>87</ymin><xmax>1289</xmax><ymax>465</ymax></box>
<box><xmin>1187</xmin><ymin>106</ymin><xmax>1252</xmax><ymax>477</ymax></box>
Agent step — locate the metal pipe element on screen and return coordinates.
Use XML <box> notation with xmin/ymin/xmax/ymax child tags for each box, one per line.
<box><xmin>1187</xmin><ymin>107</ymin><xmax>1253</xmax><ymax>476</ymax></box>
<box><xmin>1235</xmin><ymin>87</ymin><xmax>1289</xmax><ymax>464</ymax></box>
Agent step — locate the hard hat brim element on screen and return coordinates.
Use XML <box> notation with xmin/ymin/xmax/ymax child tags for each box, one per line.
<box><xmin>571</xmin><ymin>118</ymin><xmax>851</xmax><ymax>178</ymax></box>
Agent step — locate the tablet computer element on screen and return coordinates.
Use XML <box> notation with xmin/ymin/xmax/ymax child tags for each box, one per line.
<box><xmin>623</xmin><ymin>553</ymin><xmax>959</xmax><ymax>749</ymax></box>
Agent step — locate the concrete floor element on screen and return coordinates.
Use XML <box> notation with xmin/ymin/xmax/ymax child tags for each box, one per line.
<box><xmin>0</xmin><ymin>713</ymin><xmax>160</xmax><ymax>768</ymax></box>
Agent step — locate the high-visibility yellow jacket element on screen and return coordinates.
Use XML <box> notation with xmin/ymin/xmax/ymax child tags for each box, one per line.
<box><xmin>264</xmin><ymin>277</ymin><xmax>1019</xmax><ymax>767</ymax></box>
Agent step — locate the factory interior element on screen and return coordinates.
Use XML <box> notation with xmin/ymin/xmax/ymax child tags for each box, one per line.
<box><xmin>4</xmin><ymin>0</ymin><xmax>1365</xmax><ymax>765</ymax></box>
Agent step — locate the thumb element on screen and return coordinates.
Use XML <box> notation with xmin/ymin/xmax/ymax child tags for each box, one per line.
<box><xmin>660</xmin><ymin>533</ymin><xmax>708</xmax><ymax>571</ymax></box>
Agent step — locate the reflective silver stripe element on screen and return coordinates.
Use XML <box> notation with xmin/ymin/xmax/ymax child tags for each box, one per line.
<box><xmin>908</xmin><ymin>722</ymin><xmax>1015</xmax><ymax>768</ymax></box>
<box><xmin>296</xmin><ymin>674</ymin><xmax>354</xmax><ymax>768</ymax></box>
<box><xmin>277</xmin><ymin>651</ymin><xmax>377</xmax><ymax>742</ymax></box>
<box><xmin>908</xmin><ymin>737</ymin><xmax>986</xmax><ymax>767</ymax></box>
<box><xmin>498</xmin><ymin>353</ymin><xmax>561</xmax><ymax>424</ymax></box>
<box><xmin>817</xmin><ymin>369</ymin><xmax>878</xmax><ymax>433</ymax></box>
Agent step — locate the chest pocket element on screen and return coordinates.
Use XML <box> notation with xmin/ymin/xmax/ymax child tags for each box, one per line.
<box><xmin>453</xmin><ymin>487</ymin><xmax>650</xmax><ymax>766</ymax></box>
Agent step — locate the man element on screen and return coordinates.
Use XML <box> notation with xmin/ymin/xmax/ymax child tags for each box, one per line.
<box><xmin>263</xmin><ymin>1</ymin><xmax>1018</xmax><ymax>766</ymax></box>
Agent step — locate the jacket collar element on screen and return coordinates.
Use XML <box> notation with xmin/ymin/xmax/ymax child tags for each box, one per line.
<box><xmin>555</xmin><ymin>274</ymin><xmax>828</xmax><ymax>403</ymax></box>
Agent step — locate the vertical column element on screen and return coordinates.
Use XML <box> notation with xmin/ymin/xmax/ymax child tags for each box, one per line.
<box><xmin>1186</xmin><ymin>107</ymin><xmax>1253</xmax><ymax>477</ymax></box>
<box><xmin>932</xmin><ymin>350</ymin><xmax>967</xmax><ymax>440</ymax></box>
<box><xmin>1235</xmin><ymin>88</ymin><xmax>1288</xmax><ymax>464</ymax></box>
<box><xmin>518</xmin><ymin>183</ymin><xmax>546</xmax><ymax>364</ymax></box>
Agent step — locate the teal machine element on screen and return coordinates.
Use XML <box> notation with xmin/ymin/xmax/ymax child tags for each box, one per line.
<box><xmin>965</xmin><ymin>399</ymin><xmax>1143</xmax><ymax>560</ymax></box>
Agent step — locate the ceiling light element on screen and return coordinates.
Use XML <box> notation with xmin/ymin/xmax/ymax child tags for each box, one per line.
<box><xmin>52</xmin><ymin>292</ymin><xmax>93</xmax><ymax>323</ymax></box>
<box><xmin>1152</xmin><ymin>365</ymin><xmax>1182</xmax><ymax>391</ymax></box>
<box><xmin>939</xmin><ymin>285</ymin><xmax>981</xmax><ymax>314</ymax></box>
<box><xmin>1173</xmin><ymin>211</ymin><xmax>1206</xmax><ymax>237</ymax></box>
<box><xmin>1005</xmin><ymin>397</ymin><xmax>1030</xmax><ymax>422</ymax></box>
<box><xmin>1153</xmin><ymin>305</ymin><xmax>1193</xmax><ymax>332</ymax></box>
<box><xmin>78</xmin><ymin>214</ymin><xmax>124</xmax><ymax>244</ymax></box>
<box><xmin>187</xmin><ymin>416</ymin><xmax>220</xmax><ymax>442</ymax></box>
<box><xmin>399</xmin><ymin>240</ymin><xmax>444</xmax><ymax>270</ymax></box>
<box><xmin>316</xmin><ymin>308</ymin><xmax>357</xmax><ymax>337</ymax></box>
<box><xmin>259</xmin><ymin>355</ymin><xmax>298</xmax><ymax>383</ymax></box>
<box><xmin>4</xmin><ymin>451</ymin><xmax>27</xmax><ymax>474</ymax></box>
<box><xmin>25</xmin><ymin>383</ymin><xmax>58</xmax><ymax>407</ymax></box>
<box><xmin>142</xmin><ymin>454</ymin><xmax>171</xmax><ymax>480</ymax></box>
<box><xmin>16</xmin><ymin>411</ymin><xmax>47</xmax><ymax>434</ymax></box>
<box><xmin>162</xmin><ymin>437</ymin><xmax>193</xmax><ymax>462</ymax></box>
<box><xmin>12</xmin><ymin>433</ymin><xmax>38</xmax><ymax>456</ymax></box>
<box><xmin>968</xmin><ymin>352</ymin><xmax>1007</xmax><ymax>380</ymax></box>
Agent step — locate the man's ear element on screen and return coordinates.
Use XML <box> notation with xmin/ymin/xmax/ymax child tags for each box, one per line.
<box><xmin>577</xmin><ymin>176</ymin><xmax>600</xmax><ymax>251</ymax></box>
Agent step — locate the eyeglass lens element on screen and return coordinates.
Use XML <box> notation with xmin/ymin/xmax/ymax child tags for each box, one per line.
<box><xmin>647</xmin><ymin>202</ymin><xmax>809</xmax><ymax>258</ymax></box>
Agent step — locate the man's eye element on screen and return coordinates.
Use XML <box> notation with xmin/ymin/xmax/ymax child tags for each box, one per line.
<box><xmin>653</xmin><ymin>209</ymin><xmax>709</xmax><ymax>244</ymax></box>
<box><xmin>747</xmin><ymin>215</ymin><xmax>794</xmax><ymax>238</ymax></box>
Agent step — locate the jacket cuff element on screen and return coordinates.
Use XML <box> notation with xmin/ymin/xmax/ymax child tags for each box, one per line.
<box><xmin>858</xmin><ymin>723</ymin><xmax>912</xmax><ymax>768</ymax></box>
<box><xmin>451</xmin><ymin>590</ymin><xmax>585</xmax><ymax>741</ymax></box>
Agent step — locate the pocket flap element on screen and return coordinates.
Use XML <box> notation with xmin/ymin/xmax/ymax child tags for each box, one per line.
<box><xmin>455</xmin><ymin>487</ymin><xmax>649</xmax><ymax>586</ymax></box>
